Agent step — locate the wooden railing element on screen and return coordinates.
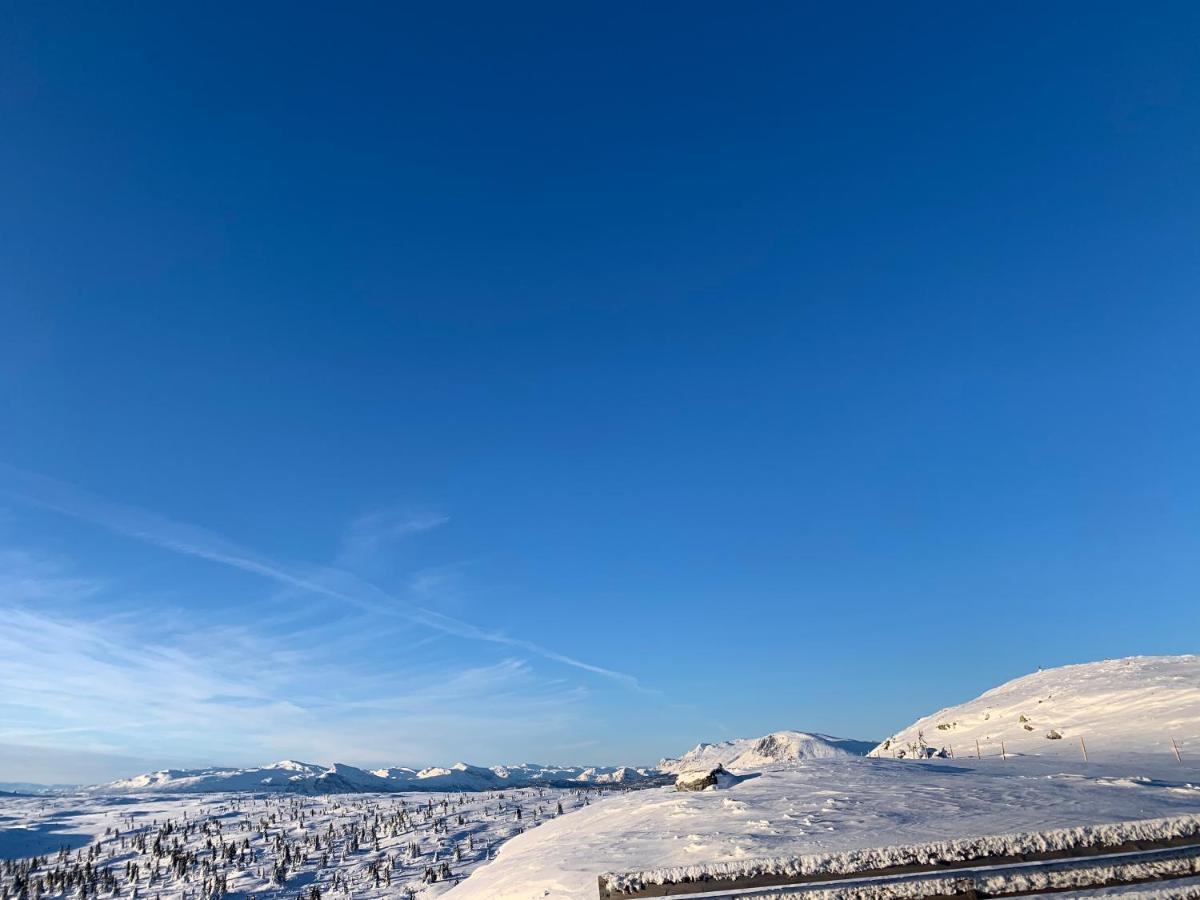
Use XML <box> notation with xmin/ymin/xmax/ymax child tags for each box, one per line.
<box><xmin>597</xmin><ymin>815</ymin><xmax>1200</xmax><ymax>899</ymax></box>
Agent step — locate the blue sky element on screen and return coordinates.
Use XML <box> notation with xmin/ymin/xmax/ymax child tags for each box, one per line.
<box><xmin>2</xmin><ymin>3</ymin><xmax>1199</xmax><ymax>783</ymax></box>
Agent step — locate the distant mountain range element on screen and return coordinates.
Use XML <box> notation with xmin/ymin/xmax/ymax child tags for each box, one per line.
<box><xmin>0</xmin><ymin>781</ymin><xmax>83</xmax><ymax>795</ymax></box>
<box><xmin>95</xmin><ymin>730</ymin><xmax>879</xmax><ymax>794</ymax></box>
<box><xmin>8</xmin><ymin>730</ymin><xmax>878</xmax><ymax>796</ymax></box>
<box><xmin>93</xmin><ymin>758</ymin><xmax>664</xmax><ymax>794</ymax></box>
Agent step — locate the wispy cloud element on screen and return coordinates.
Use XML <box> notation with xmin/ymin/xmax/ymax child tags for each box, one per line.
<box><xmin>336</xmin><ymin>507</ymin><xmax>450</xmax><ymax>573</ymax></box>
<box><xmin>0</xmin><ymin>547</ymin><xmax>104</xmax><ymax>603</ymax></box>
<box><xmin>0</xmin><ymin>462</ymin><xmax>644</xmax><ymax>690</ymax></box>
<box><xmin>0</xmin><ymin>562</ymin><xmax>590</xmax><ymax>777</ymax></box>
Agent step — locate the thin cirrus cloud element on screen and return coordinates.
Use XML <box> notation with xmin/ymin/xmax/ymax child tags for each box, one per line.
<box><xmin>335</xmin><ymin>507</ymin><xmax>451</xmax><ymax>572</ymax></box>
<box><xmin>0</xmin><ymin>597</ymin><xmax>587</xmax><ymax>776</ymax></box>
<box><xmin>0</xmin><ymin>461</ymin><xmax>644</xmax><ymax>691</ymax></box>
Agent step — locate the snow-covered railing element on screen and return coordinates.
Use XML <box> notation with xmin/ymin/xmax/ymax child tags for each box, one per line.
<box><xmin>735</xmin><ymin>846</ymin><xmax>1200</xmax><ymax>899</ymax></box>
<box><xmin>597</xmin><ymin>814</ymin><xmax>1200</xmax><ymax>898</ymax></box>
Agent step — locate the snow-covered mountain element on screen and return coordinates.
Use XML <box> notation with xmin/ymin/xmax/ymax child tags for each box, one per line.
<box><xmin>102</xmin><ymin>759</ymin><xmax>375</xmax><ymax>794</ymax></box>
<box><xmin>97</xmin><ymin>758</ymin><xmax>663</xmax><ymax>794</ymax></box>
<box><xmin>0</xmin><ymin>781</ymin><xmax>81</xmax><ymax>795</ymax></box>
<box><xmin>658</xmin><ymin>730</ymin><xmax>874</xmax><ymax>774</ymax></box>
<box><xmin>872</xmin><ymin>655</ymin><xmax>1200</xmax><ymax>760</ymax></box>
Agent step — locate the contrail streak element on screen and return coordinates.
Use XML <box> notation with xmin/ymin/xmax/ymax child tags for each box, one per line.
<box><xmin>0</xmin><ymin>462</ymin><xmax>643</xmax><ymax>690</ymax></box>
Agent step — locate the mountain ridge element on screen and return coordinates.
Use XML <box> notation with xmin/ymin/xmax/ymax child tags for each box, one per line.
<box><xmin>88</xmin><ymin>730</ymin><xmax>878</xmax><ymax>794</ymax></box>
<box><xmin>95</xmin><ymin>758</ymin><xmax>664</xmax><ymax>794</ymax></box>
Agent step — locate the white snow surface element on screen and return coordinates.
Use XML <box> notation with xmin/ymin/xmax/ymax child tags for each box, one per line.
<box><xmin>873</xmin><ymin>655</ymin><xmax>1200</xmax><ymax>761</ymax></box>
<box><xmin>99</xmin><ymin>759</ymin><xmax>660</xmax><ymax>794</ymax></box>
<box><xmin>448</xmin><ymin>753</ymin><xmax>1200</xmax><ymax>899</ymax></box>
<box><xmin>0</xmin><ymin>786</ymin><xmax>612</xmax><ymax>897</ymax></box>
<box><xmin>658</xmin><ymin>730</ymin><xmax>873</xmax><ymax>774</ymax></box>
<box><xmin>450</xmin><ymin>655</ymin><xmax>1200</xmax><ymax>899</ymax></box>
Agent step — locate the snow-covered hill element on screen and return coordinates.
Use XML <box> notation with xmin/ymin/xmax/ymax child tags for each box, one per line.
<box><xmin>658</xmin><ymin>730</ymin><xmax>874</xmax><ymax>774</ymax></box>
<box><xmin>450</xmin><ymin>658</ymin><xmax>1200</xmax><ymax>899</ymax></box>
<box><xmin>449</xmin><ymin>753</ymin><xmax>1200</xmax><ymax>900</ymax></box>
<box><xmin>873</xmin><ymin>655</ymin><xmax>1200</xmax><ymax>760</ymax></box>
<box><xmin>97</xmin><ymin>758</ymin><xmax>662</xmax><ymax>794</ymax></box>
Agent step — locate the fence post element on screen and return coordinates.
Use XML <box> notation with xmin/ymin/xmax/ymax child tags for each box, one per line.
<box><xmin>1079</xmin><ymin>736</ymin><xmax>1088</xmax><ymax>763</ymax></box>
<box><xmin>976</xmin><ymin>739</ymin><xmax>981</xmax><ymax>760</ymax></box>
<box><xmin>1001</xmin><ymin>741</ymin><xmax>1007</xmax><ymax>761</ymax></box>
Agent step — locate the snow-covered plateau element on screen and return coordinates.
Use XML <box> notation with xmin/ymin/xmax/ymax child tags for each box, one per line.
<box><xmin>3</xmin><ymin>656</ymin><xmax>1198</xmax><ymax>900</ymax></box>
<box><xmin>448</xmin><ymin>656</ymin><xmax>1200</xmax><ymax>899</ymax></box>
<box><xmin>446</xmin><ymin>752</ymin><xmax>1200</xmax><ymax>898</ymax></box>
<box><xmin>0</xmin><ymin>787</ymin><xmax>613</xmax><ymax>897</ymax></box>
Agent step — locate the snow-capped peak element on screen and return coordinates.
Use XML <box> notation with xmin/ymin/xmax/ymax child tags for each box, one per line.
<box><xmin>272</xmin><ymin>759</ymin><xmax>320</xmax><ymax>771</ymax></box>
<box><xmin>658</xmin><ymin>729</ymin><xmax>875</xmax><ymax>774</ymax></box>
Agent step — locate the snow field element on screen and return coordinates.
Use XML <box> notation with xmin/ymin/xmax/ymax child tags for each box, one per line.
<box><xmin>448</xmin><ymin>754</ymin><xmax>1200</xmax><ymax>900</ymax></box>
<box><xmin>0</xmin><ymin>786</ymin><xmax>611</xmax><ymax>899</ymax></box>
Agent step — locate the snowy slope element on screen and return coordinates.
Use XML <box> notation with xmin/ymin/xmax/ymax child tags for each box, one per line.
<box><xmin>450</xmin><ymin>658</ymin><xmax>1200</xmax><ymax>899</ymax></box>
<box><xmin>658</xmin><ymin>730</ymin><xmax>874</xmax><ymax>774</ymax></box>
<box><xmin>873</xmin><ymin>655</ymin><xmax>1200</xmax><ymax>761</ymax></box>
<box><xmin>97</xmin><ymin>758</ymin><xmax>661</xmax><ymax>794</ymax></box>
<box><xmin>447</xmin><ymin>754</ymin><xmax>1200</xmax><ymax>900</ymax></box>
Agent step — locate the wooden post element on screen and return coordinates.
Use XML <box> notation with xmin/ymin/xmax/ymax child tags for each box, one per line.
<box><xmin>1171</xmin><ymin>737</ymin><xmax>1182</xmax><ymax>764</ymax></box>
<box><xmin>1079</xmin><ymin>736</ymin><xmax>1088</xmax><ymax>763</ymax></box>
<box><xmin>975</xmin><ymin>739</ymin><xmax>981</xmax><ymax>760</ymax></box>
<box><xmin>1001</xmin><ymin>741</ymin><xmax>1007</xmax><ymax>761</ymax></box>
